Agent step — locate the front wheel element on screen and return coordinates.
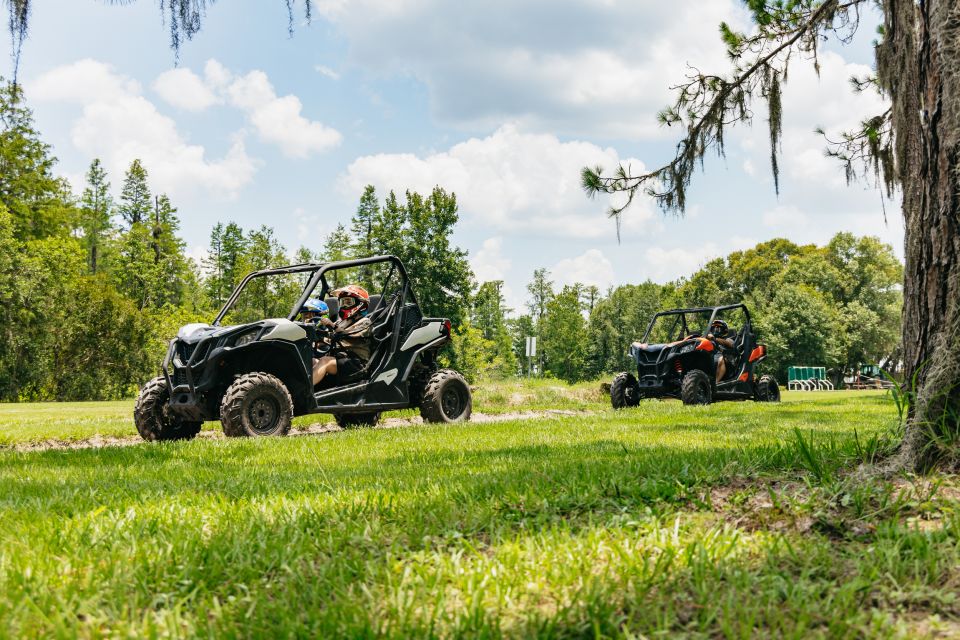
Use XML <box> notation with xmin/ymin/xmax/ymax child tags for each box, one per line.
<box><xmin>611</xmin><ymin>372</ymin><xmax>641</xmax><ymax>409</ymax></box>
<box><xmin>134</xmin><ymin>376</ymin><xmax>202</xmax><ymax>441</ymax></box>
<box><xmin>419</xmin><ymin>369</ymin><xmax>472</xmax><ymax>423</ymax></box>
<box><xmin>220</xmin><ymin>373</ymin><xmax>293</xmax><ymax>437</ymax></box>
<box><xmin>755</xmin><ymin>375</ymin><xmax>781</xmax><ymax>402</ymax></box>
<box><xmin>681</xmin><ymin>369</ymin><xmax>713</xmax><ymax>406</ymax></box>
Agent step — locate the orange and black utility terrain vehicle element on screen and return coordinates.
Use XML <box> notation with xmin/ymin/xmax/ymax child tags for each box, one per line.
<box><xmin>610</xmin><ymin>303</ymin><xmax>780</xmax><ymax>407</ymax></box>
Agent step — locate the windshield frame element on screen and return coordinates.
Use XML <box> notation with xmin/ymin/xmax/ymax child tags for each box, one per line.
<box><xmin>641</xmin><ymin>304</ymin><xmax>751</xmax><ymax>343</ymax></box>
<box><xmin>212</xmin><ymin>255</ymin><xmax>413</xmax><ymax>327</ymax></box>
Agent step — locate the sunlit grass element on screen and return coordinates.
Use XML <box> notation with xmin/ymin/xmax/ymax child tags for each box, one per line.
<box><xmin>2</xmin><ymin>388</ymin><xmax>951</xmax><ymax>637</ymax></box>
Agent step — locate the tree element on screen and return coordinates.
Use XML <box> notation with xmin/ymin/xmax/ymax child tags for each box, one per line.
<box><xmin>526</xmin><ymin>268</ymin><xmax>554</xmax><ymax>323</ymax></box>
<box><xmin>78</xmin><ymin>159</ymin><xmax>112</xmax><ymax>274</ymax></box>
<box><xmin>540</xmin><ymin>285</ymin><xmax>587</xmax><ymax>383</ymax></box>
<box><xmin>319</xmin><ymin>223</ymin><xmax>354</xmax><ymax>289</ymax></box>
<box><xmin>204</xmin><ymin>222</ymin><xmax>247</xmax><ymax>307</ymax></box>
<box><xmin>350</xmin><ymin>185</ymin><xmax>379</xmax><ymax>288</ymax></box>
<box><xmin>471</xmin><ymin>280</ymin><xmax>517</xmax><ymax>377</ymax></box>
<box><xmin>583</xmin><ymin>1</ymin><xmax>959</xmax><ymax>471</ymax></box>
<box><xmin>117</xmin><ymin>159</ymin><xmax>151</xmax><ymax>227</ymax></box>
<box><xmin>586</xmin><ymin>281</ymin><xmax>665</xmax><ymax>377</ymax></box>
<box><xmin>0</xmin><ymin>81</ymin><xmax>73</xmax><ymax>240</ymax></box>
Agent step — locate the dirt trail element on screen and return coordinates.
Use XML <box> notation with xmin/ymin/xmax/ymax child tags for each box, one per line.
<box><xmin>8</xmin><ymin>409</ymin><xmax>592</xmax><ymax>453</ymax></box>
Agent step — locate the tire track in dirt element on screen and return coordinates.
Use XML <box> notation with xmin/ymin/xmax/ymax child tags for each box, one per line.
<box><xmin>7</xmin><ymin>409</ymin><xmax>595</xmax><ymax>453</ymax></box>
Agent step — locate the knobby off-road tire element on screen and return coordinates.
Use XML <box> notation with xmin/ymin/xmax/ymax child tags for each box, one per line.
<box><xmin>335</xmin><ymin>412</ymin><xmax>381</xmax><ymax>428</ymax></box>
<box><xmin>681</xmin><ymin>369</ymin><xmax>713</xmax><ymax>406</ymax></box>
<box><xmin>419</xmin><ymin>369</ymin><xmax>472</xmax><ymax>423</ymax></box>
<box><xmin>610</xmin><ymin>372</ymin><xmax>641</xmax><ymax>409</ymax></box>
<box><xmin>134</xmin><ymin>376</ymin><xmax>202</xmax><ymax>442</ymax></box>
<box><xmin>220</xmin><ymin>372</ymin><xmax>293</xmax><ymax>437</ymax></box>
<box><xmin>755</xmin><ymin>375</ymin><xmax>781</xmax><ymax>402</ymax></box>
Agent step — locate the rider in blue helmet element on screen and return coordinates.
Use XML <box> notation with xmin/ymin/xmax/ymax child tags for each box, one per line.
<box><xmin>300</xmin><ymin>298</ymin><xmax>333</xmax><ymax>327</ymax></box>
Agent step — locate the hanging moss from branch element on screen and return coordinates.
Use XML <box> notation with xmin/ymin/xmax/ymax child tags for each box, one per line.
<box><xmin>4</xmin><ymin>0</ymin><xmax>312</xmax><ymax>77</ymax></box>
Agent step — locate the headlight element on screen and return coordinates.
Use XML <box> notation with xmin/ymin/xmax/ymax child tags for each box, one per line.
<box><xmin>229</xmin><ymin>330</ymin><xmax>258</xmax><ymax>347</ymax></box>
<box><xmin>678</xmin><ymin>342</ymin><xmax>696</xmax><ymax>354</ymax></box>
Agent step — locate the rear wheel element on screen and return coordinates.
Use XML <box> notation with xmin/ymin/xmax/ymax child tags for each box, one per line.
<box><xmin>134</xmin><ymin>376</ymin><xmax>202</xmax><ymax>441</ymax></box>
<box><xmin>420</xmin><ymin>369</ymin><xmax>472</xmax><ymax>423</ymax></box>
<box><xmin>755</xmin><ymin>375</ymin><xmax>781</xmax><ymax>402</ymax></box>
<box><xmin>220</xmin><ymin>373</ymin><xmax>293</xmax><ymax>437</ymax></box>
<box><xmin>611</xmin><ymin>372</ymin><xmax>641</xmax><ymax>409</ymax></box>
<box><xmin>335</xmin><ymin>412</ymin><xmax>381</xmax><ymax>428</ymax></box>
<box><xmin>681</xmin><ymin>369</ymin><xmax>713</xmax><ymax>406</ymax></box>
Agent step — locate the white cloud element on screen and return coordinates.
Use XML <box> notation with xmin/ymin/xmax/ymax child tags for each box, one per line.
<box><xmin>643</xmin><ymin>243</ymin><xmax>721</xmax><ymax>282</ymax></box>
<box><xmin>314</xmin><ymin>64</ymin><xmax>341</xmax><ymax>80</ymax></box>
<box><xmin>315</xmin><ymin>0</ymin><xmax>749</xmax><ymax>139</ymax></box>
<box><xmin>340</xmin><ymin>124</ymin><xmax>653</xmax><ymax>239</ymax></box>
<box><xmin>762</xmin><ymin>205</ymin><xmax>809</xmax><ymax>229</ymax></box>
<box><xmin>152</xmin><ymin>68</ymin><xmax>220</xmax><ymax>111</ymax></box>
<box><xmin>471</xmin><ymin>237</ymin><xmax>511</xmax><ymax>283</ymax></box>
<box><xmin>150</xmin><ymin>59</ymin><xmax>342</xmax><ymax>158</ymax></box>
<box><xmin>224</xmin><ymin>68</ymin><xmax>343</xmax><ymax>158</ymax></box>
<box><xmin>552</xmin><ymin>249</ymin><xmax>615</xmax><ymax>289</ymax></box>
<box><xmin>30</xmin><ymin>59</ymin><xmax>257</xmax><ymax>199</ymax></box>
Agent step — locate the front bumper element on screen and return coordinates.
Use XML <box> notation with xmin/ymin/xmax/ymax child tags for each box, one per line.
<box><xmin>162</xmin><ymin>339</ymin><xmax>211</xmax><ymax>421</ymax></box>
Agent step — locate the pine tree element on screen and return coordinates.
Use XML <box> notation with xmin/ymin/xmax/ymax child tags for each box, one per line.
<box><xmin>0</xmin><ymin>81</ymin><xmax>72</xmax><ymax>240</ymax></box>
<box><xmin>350</xmin><ymin>185</ymin><xmax>379</xmax><ymax>289</ymax></box>
<box><xmin>78</xmin><ymin>158</ymin><xmax>112</xmax><ymax>274</ymax></box>
<box><xmin>117</xmin><ymin>159</ymin><xmax>151</xmax><ymax>227</ymax></box>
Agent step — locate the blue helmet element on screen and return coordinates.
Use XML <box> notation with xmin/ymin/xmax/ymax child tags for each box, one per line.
<box><xmin>301</xmin><ymin>298</ymin><xmax>329</xmax><ymax>316</ymax></box>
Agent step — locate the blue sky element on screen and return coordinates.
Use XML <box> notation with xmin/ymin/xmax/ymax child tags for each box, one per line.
<box><xmin>6</xmin><ymin>0</ymin><xmax>900</xmax><ymax>312</ymax></box>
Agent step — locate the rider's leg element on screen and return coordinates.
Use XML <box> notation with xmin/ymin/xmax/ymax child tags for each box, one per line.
<box><xmin>312</xmin><ymin>356</ymin><xmax>338</xmax><ymax>385</ymax></box>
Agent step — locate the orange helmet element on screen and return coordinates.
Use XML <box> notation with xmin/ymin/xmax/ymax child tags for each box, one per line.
<box><xmin>335</xmin><ymin>285</ymin><xmax>369</xmax><ymax>320</ymax></box>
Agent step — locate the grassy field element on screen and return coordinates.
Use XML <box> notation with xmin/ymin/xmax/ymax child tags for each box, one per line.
<box><xmin>1</xmin><ymin>386</ymin><xmax>959</xmax><ymax>637</ymax></box>
<box><xmin>0</xmin><ymin>378</ymin><xmax>610</xmax><ymax>446</ymax></box>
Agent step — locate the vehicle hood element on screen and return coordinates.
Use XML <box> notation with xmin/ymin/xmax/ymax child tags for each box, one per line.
<box><xmin>177</xmin><ymin>319</ymin><xmax>305</xmax><ymax>344</ymax></box>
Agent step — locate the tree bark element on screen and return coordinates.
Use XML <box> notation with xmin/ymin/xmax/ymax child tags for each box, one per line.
<box><xmin>880</xmin><ymin>0</ymin><xmax>960</xmax><ymax>470</ymax></box>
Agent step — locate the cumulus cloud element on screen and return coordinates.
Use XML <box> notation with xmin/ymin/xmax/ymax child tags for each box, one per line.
<box><xmin>471</xmin><ymin>237</ymin><xmax>511</xmax><ymax>283</ymax></box>
<box><xmin>315</xmin><ymin>0</ymin><xmax>748</xmax><ymax>139</ymax></box>
<box><xmin>31</xmin><ymin>59</ymin><xmax>257</xmax><ymax>199</ymax></box>
<box><xmin>340</xmin><ymin>124</ymin><xmax>652</xmax><ymax>239</ymax></box>
<box><xmin>644</xmin><ymin>244</ymin><xmax>722</xmax><ymax>282</ymax></box>
<box><xmin>148</xmin><ymin>60</ymin><xmax>343</xmax><ymax>159</ymax></box>
<box><xmin>220</xmin><ymin>65</ymin><xmax>343</xmax><ymax>158</ymax></box>
<box><xmin>552</xmin><ymin>249</ymin><xmax>615</xmax><ymax>289</ymax></box>
<box><xmin>152</xmin><ymin>68</ymin><xmax>220</xmax><ymax>111</ymax></box>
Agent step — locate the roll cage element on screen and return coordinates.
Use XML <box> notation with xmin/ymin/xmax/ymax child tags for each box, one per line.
<box><xmin>642</xmin><ymin>304</ymin><xmax>753</xmax><ymax>343</ymax></box>
<box><xmin>213</xmin><ymin>255</ymin><xmax>417</xmax><ymax>327</ymax></box>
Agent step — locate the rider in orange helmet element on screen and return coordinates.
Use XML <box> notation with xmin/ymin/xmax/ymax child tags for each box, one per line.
<box><xmin>311</xmin><ymin>285</ymin><xmax>374</xmax><ymax>385</ymax></box>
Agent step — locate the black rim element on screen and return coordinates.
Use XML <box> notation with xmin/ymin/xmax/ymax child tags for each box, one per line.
<box><xmin>441</xmin><ymin>383</ymin><xmax>466</xmax><ymax>418</ymax></box>
<box><xmin>248</xmin><ymin>395</ymin><xmax>281</xmax><ymax>434</ymax></box>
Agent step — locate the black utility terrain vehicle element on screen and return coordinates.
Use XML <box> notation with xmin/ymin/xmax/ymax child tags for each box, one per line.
<box><xmin>610</xmin><ymin>303</ymin><xmax>780</xmax><ymax>407</ymax></box>
<box><xmin>135</xmin><ymin>255</ymin><xmax>472</xmax><ymax>440</ymax></box>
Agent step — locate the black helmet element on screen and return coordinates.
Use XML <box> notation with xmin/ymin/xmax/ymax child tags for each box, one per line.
<box><xmin>710</xmin><ymin>319</ymin><xmax>728</xmax><ymax>337</ymax></box>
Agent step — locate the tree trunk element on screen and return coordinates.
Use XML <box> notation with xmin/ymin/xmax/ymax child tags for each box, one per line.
<box><xmin>880</xmin><ymin>0</ymin><xmax>960</xmax><ymax>470</ymax></box>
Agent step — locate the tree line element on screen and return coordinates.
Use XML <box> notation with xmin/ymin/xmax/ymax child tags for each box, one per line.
<box><xmin>0</xmin><ymin>80</ymin><xmax>902</xmax><ymax>399</ymax></box>
<box><xmin>463</xmin><ymin>235</ymin><xmax>903</xmax><ymax>386</ymax></box>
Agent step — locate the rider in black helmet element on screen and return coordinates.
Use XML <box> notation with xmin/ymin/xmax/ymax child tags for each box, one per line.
<box><xmin>708</xmin><ymin>319</ymin><xmax>736</xmax><ymax>382</ymax></box>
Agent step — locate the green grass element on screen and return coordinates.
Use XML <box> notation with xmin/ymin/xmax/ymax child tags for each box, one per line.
<box><xmin>0</xmin><ymin>378</ymin><xmax>609</xmax><ymax>446</ymax></box>
<box><xmin>2</xmin><ymin>388</ymin><xmax>959</xmax><ymax>637</ymax></box>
